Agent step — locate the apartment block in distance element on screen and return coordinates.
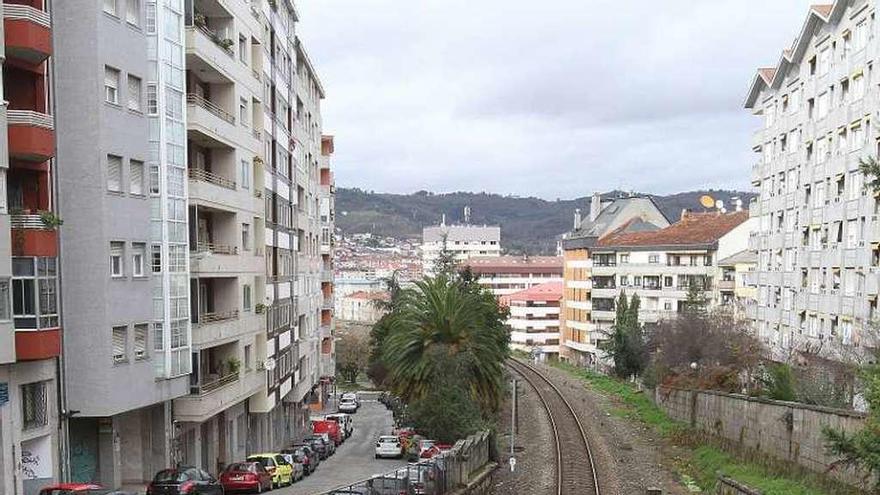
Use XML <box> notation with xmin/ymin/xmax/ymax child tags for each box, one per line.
<box><xmin>500</xmin><ymin>282</ymin><xmax>563</xmax><ymax>359</ymax></box>
<box><xmin>464</xmin><ymin>255</ymin><xmax>562</xmax><ymax>296</ymax></box>
<box><xmin>745</xmin><ymin>1</ymin><xmax>880</xmax><ymax>360</ymax></box>
<box><xmin>590</xmin><ymin>211</ymin><xmax>751</xmax><ymax>332</ymax></box>
<box><xmin>422</xmin><ymin>222</ymin><xmax>501</xmax><ymax>274</ymax></box>
<box><xmin>559</xmin><ymin>194</ymin><xmax>669</xmax><ymax>366</ymax></box>
<box><xmin>1</xmin><ymin>0</ymin><xmax>61</xmax><ymax>492</ymax></box>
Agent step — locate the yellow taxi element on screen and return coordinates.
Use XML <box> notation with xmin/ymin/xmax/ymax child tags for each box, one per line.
<box><xmin>246</xmin><ymin>454</ymin><xmax>294</xmax><ymax>488</ymax></box>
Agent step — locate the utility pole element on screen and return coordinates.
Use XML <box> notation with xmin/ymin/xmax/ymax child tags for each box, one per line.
<box><xmin>509</xmin><ymin>378</ymin><xmax>517</xmax><ymax>472</ymax></box>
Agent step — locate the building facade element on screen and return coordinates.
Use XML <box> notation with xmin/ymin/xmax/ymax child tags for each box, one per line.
<box><xmin>745</xmin><ymin>1</ymin><xmax>880</xmax><ymax>360</ymax></box>
<box><xmin>716</xmin><ymin>249</ymin><xmax>758</xmax><ymax>309</ymax></box>
<box><xmin>464</xmin><ymin>256</ymin><xmax>562</xmax><ymax>296</ymax></box>
<box><xmin>559</xmin><ymin>194</ymin><xmax>670</xmax><ymax>365</ymax></box>
<box><xmin>500</xmin><ymin>282</ymin><xmax>562</xmax><ymax>358</ymax></box>
<box><xmin>337</xmin><ymin>290</ymin><xmax>387</xmax><ymax>324</ymax></box>
<box><xmin>1</xmin><ymin>1</ymin><xmax>61</xmax><ymax>492</ymax></box>
<box><xmin>421</xmin><ymin>224</ymin><xmax>500</xmax><ymax>274</ymax></box>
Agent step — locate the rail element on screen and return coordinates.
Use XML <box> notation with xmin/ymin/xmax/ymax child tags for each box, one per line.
<box><xmin>7</xmin><ymin>110</ymin><xmax>54</xmax><ymax>130</ymax></box>
<box><xmin>194</xmin><ymin>241</ymin><xmax>238</xmax><ymax>255</ymax></box>
<box><xmin>188</xmin><ymin>167</ymin><xmax>237</xmax><ymax>190</ymax></box>
<box><xmin>10</xmin><ymin>214</ymin><xmax>51</xmax><ymax>230</ymax></box>
<box><xmin>3</xmin><ymin>4</ymin><xmax>51</xmax><ymax>27</ymax></box>
<box><xmin>195</xmin><ymin>23</ymin><xmax>233</xmax><ymax>55</ymax></box>
<box><xmin>186</xmin><ymin>93</ymin><xmax>235</xmax><ymax>124</ymax></box>
<box><xmin>191</xmin><ymin>371</ymin><xmax>239</xmax><ymax>395</ymax></box>
<box><xmin>506</xmin><ymin>358</ymin><xmax>600</xmax><ymax>495</ymax></box>
<box><xmin>198</xmin><ymin>309</ymin><xmax>240</xmax><ymax>325</ymax></box>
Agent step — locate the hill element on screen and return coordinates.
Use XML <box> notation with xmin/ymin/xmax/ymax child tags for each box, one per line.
<box><xmin>335</xmin><ymin>188</ymin><xmax>756</xmax><ymax>255</ymax></box>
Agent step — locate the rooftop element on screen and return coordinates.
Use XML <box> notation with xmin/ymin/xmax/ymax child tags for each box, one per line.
<box><xmin>718</xmin><ymin>249</ymin><xmax>757</xmax><ymax>266</ymax></box>
<box><xmin>422</xmin><ymin>224</ymin><xmax>501</xmax><ymax>243</ymax></box>
<box><xmin>597</xmin><ymin>211</ymin><xmax>749</xmax><ymax>249</ymax></box>
<box><xmin>465</xmin><ymin>255</ymin><xmax>563</xmax><ymax>274</ymax></box>
<box><xmin>500</xmin><ymin>282</ymin><xmax>563</xmax><ymax>305</ymax></box>
<box><xmin>346</xmin><ymin>290</ymin><xmax>390</xmax><ymax>302</ymax></box>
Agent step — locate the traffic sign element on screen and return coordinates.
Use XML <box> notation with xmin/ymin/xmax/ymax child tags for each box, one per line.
<box><xmin>508</xmin><ymin>456</ymin><xmax>516</xmax><ymax>472</ymax></box>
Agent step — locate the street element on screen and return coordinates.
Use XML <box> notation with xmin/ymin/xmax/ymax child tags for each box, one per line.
<box><xmin>278</xmin><ymin>392</ymin><xmax>408</xmax><ymax>494</ymax></box>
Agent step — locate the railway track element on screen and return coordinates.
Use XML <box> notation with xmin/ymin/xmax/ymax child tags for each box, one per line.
<box><xmin>507</xmin><ymin>358</ymin><xmax>601</xmax><ymax>495</ymax></box>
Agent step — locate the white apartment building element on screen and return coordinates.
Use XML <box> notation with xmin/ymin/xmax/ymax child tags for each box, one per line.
<box><xmin>500</xmin><ymin>282</ymin><xmax>562</xmax><ymax>358</ymax></box>
<box><xmin>464</xmin><ymin>256</ymin><xmax>563</xmax><ymax>296</ymax></box>
<box><xmin>337</xmin><ymin>291</ymin><xmax>387</xmax><ymax>324</ymax></box>
<box><xmin>745</xmin><ymin>1</ymin><xmax>880</xmax><ymax>360</ymax></box>
<box><xmin>421</xmin><ymin>224</ymin><xmax>500</xmax><ymax>274</ymax></box>
<box><xmin>589</xmin><ymin>212</ymin><xmax>750</xmax><ymax>348</ymax></box>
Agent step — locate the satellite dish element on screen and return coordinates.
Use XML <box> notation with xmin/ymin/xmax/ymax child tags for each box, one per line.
<box><xmin>699</xmin><ymin>195</ymin><xmax>715</xmax><ymax>209</ymax></box>
<box><xmin>715</xmin><ymin>200</ymin><xmax>725</xmax><ymax>210</ymax></box>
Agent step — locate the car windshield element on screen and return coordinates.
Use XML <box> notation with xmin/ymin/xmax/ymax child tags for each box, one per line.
<box><xmin>379</xmin><ymin>436</ymin><xmax>398</xmax><ymax>443</ymax></box>
<box><xmin>247</xmin><ymin>457</ymin><xmax>274</xmax><ymax>467</ymax></box>
<box><xmin>226</xmin><ymin>463</ymin><xmax>255</xmax><ymax>473</ymax></box>
<box><xmin>153</xmin><ymin>470</ymin><xmax>187</xmax><ymax>483</ymax></box>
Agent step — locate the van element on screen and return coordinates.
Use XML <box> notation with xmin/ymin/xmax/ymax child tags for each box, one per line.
<box><xmin>312</xmin><ymin>419</ymin><xmax>342</xmax><ymax>445</ymax></box>
<box><xmin>325</xmin><ymin>413</ymin><xmax>353</xmax><ymax>439</ymax></box>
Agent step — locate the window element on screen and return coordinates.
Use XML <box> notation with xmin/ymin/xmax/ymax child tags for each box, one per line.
<box><xmin>110</xmin><ymin>242</ymin><xmax>125</xmax><ymax>277</ymax></box>
<box><xmin>0</xmin><ymin>279</ymin><xmax>8</xmax><ymax>320</ymax></box>
<box><xmin>648</xmin><ymin>254</ymin><xmax>659</xmax><ymax>264</ymax></box>
<box><xmin>240</xmin><ymin>160</ymin><xmax>250</xmax><ymax>190</ymax></box>
<box><xmin>146</xmin><ymin>83</ymin><xmax>158</xmax><ymax>114</ymax></box>
<box><xmin>127</xmin><ymin>75</ymin><xmax>142</xmax><ymax>111</ymax></box>
<box><xmin>856</xmin><ymin>19</ymin><xmax>869</xmax><ymax>50</ymax></box>
<box><xmin>244</xmin><ymin>344</ymin><xmax>252</xmax><ymax>370</ymax></box>
<box><xmin>107</xmin><ymin>154</ymin><xmax>123</xmax><ymax>192</ymax></box>
<box><xmin>240</xmin><ymin>98</ymin><xmax>249</xmax><ymax>125</ymax></box>
<box><xmin>819</xmin><ymin>46</ymin><xmax>831</xmax><ymax>75</ymax></box>
<box><xmin>112</xmin><ymin>325</ymin><xmax>128</xmax><ymax>363</ymax></box>
<box><xmin>103</xmin><ymin>0</ymin><xmax>118</xmax><ymax>16</ymax></box>
<box><xmin>239</xmin><ymin>35</ymin><xmax>248</xmax><ymax>63</ymax></box>
<box><xmin>21</xmin><ymin>382</ymin><xmax>47</xmax><ymax>430</ymax></box>
<box><xmin>134</xmin><ymin>324</ymin><xmax>148</xmax><ymax>360</ymax></box>
<box><xmin>145</xmin><ymin>1</ymin><xmax>156</xmax><ymax>32</ymax></box>
<box><xmin>151</xmin><ymin>244</ymin><xmax>162</xmax><ymax>273</ymax></box>
<box><xmin>130</xmin><ymin>160</ymin><xmax>145</xmax><ymax>195</ymax></box>
<box><xmin>851</xmin><ymin>122</ymin><xmax>865</xmax><ymax>151</ymax></box>
<box><xmin>126</xmin><ymin>0</ymin><xmax>140</xmax><ymax>26</ymax></box>
<box><xmin>242</xmin><ymin>223</ymin><xmax>250</xmax><ymax>251</ymax></box>
<box><xmin>12</xmin><ymin>258</ymin><xmax>56</xmax><ymax>329</ymax></box>
<box><xmin>132</xmin><ymin>243</ymin><xmax>146</xmax><ymax>277</ymax></box>
<box><xmin>149</xmin><ymin>164</ymin><xmax>160</xmax><ymax>194</ymax></box>
<box><xmin>243</xmin><ymin>284</ymin><xmax>252</xmax><ymax>311</ymax></box>
<box><xmin>619</xmin><ymin>254</ymin><xmax>629</xmax><ymax>264</ymax></box>
<box><xmin>104</xmin><ymin>66</ymin><xmax>120</xmax><ymax>104</ymax></box>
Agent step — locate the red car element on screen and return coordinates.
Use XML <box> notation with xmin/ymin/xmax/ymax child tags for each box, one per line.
<box><xmin>219</xmin><ymin>462</ymin><xmax>272</xmax><ymax>493</ymax></box>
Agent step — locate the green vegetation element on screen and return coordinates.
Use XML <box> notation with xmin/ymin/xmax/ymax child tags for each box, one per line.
<box><xmin>601</xmin><ymin>292</ymin><xmax>647</xmax><ymax>379</ymax></box>
<box><xmin>550</xmin><ymin>361</ymin><xmax>848</xmax><ymax>494</ymax></box>
<box><xmin>335</xmin><ymin>188</ymin><xmax>756</xmax><ymax>254</ymax></box>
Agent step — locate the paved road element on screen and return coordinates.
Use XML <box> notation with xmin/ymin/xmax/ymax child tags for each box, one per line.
<box><xmin>278</xmin><ymin>393</ymin><xmax>407</xmax><ymax>494</ymax></box>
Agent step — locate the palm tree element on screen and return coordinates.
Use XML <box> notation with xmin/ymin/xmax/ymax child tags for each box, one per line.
<box><xmin>380</xmin><ymin>274</ymin><xmax>509</xmax><ymax>412</ymax></box>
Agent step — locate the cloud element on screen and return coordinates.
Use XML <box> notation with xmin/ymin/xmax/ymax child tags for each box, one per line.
<box><xmin>296</xmin><ymin>0</ymin><xmax>810</xmax><ymax>198</ymax></box>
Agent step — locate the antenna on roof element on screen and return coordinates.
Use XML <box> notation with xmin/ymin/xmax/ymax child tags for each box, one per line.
<box><xmin>441</xmin><ymin>214</ymin><xmax>446</xmax><ymax>226</ymax></box>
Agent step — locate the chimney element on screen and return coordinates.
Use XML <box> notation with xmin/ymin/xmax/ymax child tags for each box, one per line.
<box><xmin>680</xmin><ymin>208</ymin><xmax>689</xmax><ymax>221</ymax></box>
<box><xmin>573</xmin><ymin>208</ymin><xmax>582</xmax><ymax>229</ymax></box>
<box><xmin>590</xmin><ymin>193</ymin><xmax>601</xmax><ymax>222</ymax></box>
<box><xmin>441</xmin><ymin>214</ymin><xmax>446</xmax><ymax>226</ymax></box>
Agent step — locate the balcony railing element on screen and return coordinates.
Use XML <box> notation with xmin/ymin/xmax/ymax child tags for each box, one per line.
<box><xmin>8</xmin><ymin>110</ymin><xmax>54</xmax><ymax>130</ymax></box>
<box><xmin>198</xmin><ymin>309</ymin><xmax>240</xmax><ymax>325</ymax></box>
<box><xmin>10</xmin><ymin>214</ymin><xmax>52</xmax><ymax>230</ymax></box>
<box><xmin>4</xmin><ymin>4</ymin><xmax>51</xmax><ymax>27</ymax></box>
<box><xmin>188</xmin><ymin>167</ymin><xmax>236</xmax><ymax>190</ymax></box>
<box><xmin>191</xmin><ymin>371</ymin><xmax>239</xmax><ymax>395</ymax></box>
<box><xmin>194</xmin><ymin>23</ymin><xmax>233</xmax><ymax>55</ymax></box>
<box><xmin>252</xmin><ymin>68</ymin><xmax>262</xmax><ymax>81</ymax></box>
<box><xmin>186</xmin><ymin>93</ymin><xmax>235</xmax><ymax>124</ymax></box>
<box><xmin>194</xmin><ymin>241</ymin><xmax>238</xmax><ymax>255</ymax></box>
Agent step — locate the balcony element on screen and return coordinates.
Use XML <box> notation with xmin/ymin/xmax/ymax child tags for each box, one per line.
<box><xmin>8</xmin><ymin>110</ymin><xmax>54</xmax><ymax>161</ymax></box>
<box><xmin>4</xmin><ymin>4</ymin><xmax>51</xmax><ymax>65</ymax></box>
<box><xmin>186</xmin><ymin>93</ymin><xmax>237</xmax><ymax>149</ymax></box>
<box><xmin>198</xmin><ymin>309</ymin><xmax>239</xmax><ymax>325</ymax></box>
<box><xmin>10</xmin><ymin>214</ymin><xmax>57</xmax><ymax>257</ymax></box>
<box><xmin>717</xmin><ymin>279</ymin><xmax>736</xmax><ymax>291</ymax></box>
<box><xmin>185</xmin><ymin>24</ymin><xmax>236</xmax><ymax>84</ymax></box>
<box><xmin>15</xmin><ymin>328</ymin><xmax>61</xmax><ymax>360</ymax></box>
<box><xmin>189</xmin><ymin>167</ymin><xmax>236</xmax><ymax>190</ymax></box>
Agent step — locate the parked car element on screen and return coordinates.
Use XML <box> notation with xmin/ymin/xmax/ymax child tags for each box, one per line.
<box><xmin>308</xmin><ymin>433</ymin><xmax>336</xmax><ymax>456</ymax></box>
<box><xmin>219</xmin><ymin>461</ymin><xmax>272</xmax><ymax>493</ymax></box>
<box><xmin>283</xmin><ymin>446</ymin><xmax>318</xmax><ymax>475</ymax></box>
<box><xmin>246</xmin><ymin>454</ymin><xmax>294</xmax><ymax>488</ymax></box>
<box><xmin>325</xmin><ymin>413</ymin><xmax>353</xmax><ymax>439</ymax></box>
<box><xmin>395</xmin><ymin>462</ymin><xmax>441</xmax><ymax>495</ymax></box>
<box><xmin>375</xmin><ymin>434</ymin><xmax>404</xmax><ymax>459</ymax></box>
<box><xmin>369</xmin><ymin>469</ymin><xmax>410</xmax><ymax>495</ymax></box>
<box><xmin>146</xmin><ymin>467</ymin><xmax>223</xmax><ymax>495</ymax></box>
<box><xmin>40</xmin><ymin>484</ymin><xmax>134</xmax><ymax>495</ymax></box>
<box><xmin>418</xmin><ymin>439</ymin><xmax>439</xmax><ymax>459</ymax></box>
<box><xmin>328</xmin><ymin>488</ymin><xmax>370</xmax><ymax>495</ymax></box>
<box><xmin>280</xmin><ymin>453</ymin><xmax>306</xmax><ymax>481</ymax></box>
<box><xmin>338</xmin><ymin>398</ymin><xmax>358</xmax><ymax>413</ymax></box>
<box><xmin>304</xmin><ymin>435</ymin><xmax>330</xmax><ymax>459</ymax></box>
<box><xmin>341</xmin><ymin>392</ymin><xmax>360</xmax><ymax>408</ymax></box>
<box><xmin>291</xmin><ymin>443</ymin><xmax>321</xmax><ymax>472</ymax></box>
<box><xmin>312</xmin><ymin>418</ymin><xmax>343</xmax><ymax>445</ymax></box>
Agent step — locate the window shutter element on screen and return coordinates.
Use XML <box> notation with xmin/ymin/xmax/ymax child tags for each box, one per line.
<box><xmin>130</xmin><ymin>160</ymin><xmax>144</xmax><ymax>195</ymax></box>
<box><xmin>134</xmin><ymin>324</ymin><xmax>147</xmax><ymax>359</ymax></box>
<box><xmin>107</xmin><ymin>155</ymin><xmax>122</xmax><ymax>192</ymax></box>
<box><xmin>112</xmin><ymin>326</ymin><xmax>126</xmax><ymax>362</ymax></box>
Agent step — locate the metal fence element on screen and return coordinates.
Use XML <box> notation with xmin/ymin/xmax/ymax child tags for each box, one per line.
<box><xmin>317</xmin><ymin>430</ymin><xmax>493</xmax><ymax>495</ymax></box>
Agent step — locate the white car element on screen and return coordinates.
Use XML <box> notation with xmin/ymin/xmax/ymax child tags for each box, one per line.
<box><xmin>339</xmin><ymin>398</ymin><xmax>358</xmax><ymax>413</ymax></box>
<box><xmin>341</xmin><ymin>392</ymin><xmax>360</xmax><ymax>408</ymax></box>
<box><xmin>375</xmin><ymin>435</ymin><xmax>403</xmax><ymax>459</ymax></box>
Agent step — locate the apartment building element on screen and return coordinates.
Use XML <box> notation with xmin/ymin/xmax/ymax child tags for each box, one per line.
<box><xmin>463</xmin><ymin>255</ymin><xmax>562</xmax><ymax>296</ymax></box>
<box><xmin>500</xmin><ymin>282</ymin><xmax>562</xmax><ymax>359</ymax></box>
<box><xmin>589</xmin><ymin>211</ymin><xmax>751</xmax><ymax>335</ymax></box>
<box><xmin>559</xmin><ymin>194</ymin><xmax>669</xmax><ymax>366</ymax></box>
<box><xmin>745</xmin><ymin>1</ymin><xmax>880</xmax><ymax>360</ymax></box>
<box><xmin>716</xmin><ymin>249</ymin><xmax>758</xmax><ymax>309</ymax></box>
<box><xmin>0</xmin><ymin>1</ymin><xmax>61</xmax><ymax>493</ymax></box>
<box><xmin>337</xmin><ymin>290</ymin><xmax>387</xmax><ymax>324</ymax></box>
<box><xmin>421</xmin><ymin>223</ymin><xmax>500</xmax><ymax>274</ymax></box>
<box><xmin>51</xmin><ymin>0</ymin><xmax>334</xmax><ymax>487</ymax></box>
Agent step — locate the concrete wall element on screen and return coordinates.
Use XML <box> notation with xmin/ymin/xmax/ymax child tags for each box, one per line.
<box><xmin>652</xmin><ymin>386</ymin><xmax>867</xmax><ymax>486</ymax></box>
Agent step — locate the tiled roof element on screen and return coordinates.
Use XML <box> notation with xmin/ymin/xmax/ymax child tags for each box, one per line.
<box><xmin>717</xmin><ymin>249</ymin><xmax>757</xmax><ymax>266</ymax></box>
<box><xmin>597</xmin><ymin>211</ymin><xmax>749</xmax><ymax>248</ymax></box>
<box><xmin>757</xmin><ymin>67</ymin><xmax>777</xmax><ymax>84</ymax></box>
<box><xmin>810</xmin><ymin>4</ymin><xmax>833</xmax><ymax>18</ymax></box>
<box><xmin>465</xmin><ymin>256</ymin><xmax>563</xmax><ymax>274</ymax></box>
<box><xmin>347</xmin><ymin>290</ymin><xmax>389</xmax><ymax>301</ymax></box>
<box><xmin>499</xmin><ymin>282</ymin><xmax>563</xmax><ymax>305</ymax></box>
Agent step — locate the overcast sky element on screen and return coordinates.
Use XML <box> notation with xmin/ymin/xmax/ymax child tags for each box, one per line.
<box><xmin>297</xmin><ymin>0</ymin><xmax>810</xmax><ymax>199</ymax></box>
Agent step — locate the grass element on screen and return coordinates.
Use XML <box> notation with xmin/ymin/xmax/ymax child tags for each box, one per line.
<box><xmin>548</xmin><ymin>361</ymin><xmax>849</xmax><ymax>495</ymax></box>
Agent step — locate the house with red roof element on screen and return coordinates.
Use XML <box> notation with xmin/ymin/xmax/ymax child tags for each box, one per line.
<box><xmin>499</xmin><ymin>282</ymin><xmax>563</xmax><ymax>358</ymax></box>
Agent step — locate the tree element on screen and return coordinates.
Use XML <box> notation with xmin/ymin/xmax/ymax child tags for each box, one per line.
<box><xmin>432</xmin><ymin>234</ymin><xmax>459</xmax><ymax>276</ymax></box>
<box><xmin>823</xmin><ymin>361</ymin><xmax>880</xmax><ymax>486</ymax></box>
<box><xmin>601</xmin><ymin>292</ymin><xmax>647</xmax><ymax>378</ymax></box>
<box><xmin>380</xmin><ymin>274</ymin><xmax>510</xmax><ymax>412</ymax></box>
<box><xmin>761</xmin><ymin>363</ymin><xmax>797</xmax><ymax>402</ymax></box>
<box><xmin>682</xmin><ymin>277</ymin><xmax>709</xmax><ymax>317</ymax></box>
<box><xmin>859</xmin><ymin>156</ymin><xmax>880</xmax><ymax>195</ymax></box>
<box><xmin>335</xmin><ymin>330</ymin><xmax>369</xmax><ymax>384</ymax></box>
